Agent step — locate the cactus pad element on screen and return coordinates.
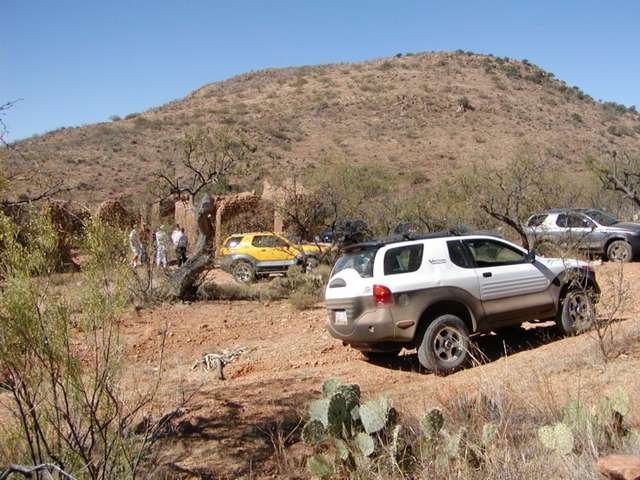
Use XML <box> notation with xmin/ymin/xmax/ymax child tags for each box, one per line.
<box><xmin>561</xmin><ymin>400</ymin><xmax>590</xmax><ymax>434</ymax></box>
<box><xmin>322</xmin><ymin>378</ymin><xmax>342</xmax><ymax>398</ymax></box>
<box><xmin>420</xmin><ymin>408</ymin><xmax>444</xmax><ymax>440</ymax></box>
<box><xmin>309</xmin><ymin>398</ymin><xmax>330</xmax><ymax>427</ymax></box>
<box><xmin>610</xmin><ymin>385</ymin><xmax>630</xmax><ymax>417</ymax></box>
<box><xmin>306</xmin><ymin>453</ymin><xmax>334</xmax><ymax>479</ymax></box>
<box><xmin>355</xmin><ymin>432</ymin><xmax>375</xmax><ymax>457</ymax></box>
<box><xmin>538</xmin><ymin>423</ymin><xmax>574</xmax><ymax>455</ymax></box>
<box><xmin>482</xmin><ymin>422</ymin><xmax>496</xmax><ymax>446</ymax></box>
<box><xmin>359</xmin><ymin>396</ymin><xmax>390</xmax><ymax>434</ymax></box>
<box><xmin>327</xmin><ymin>392</ymin><xmax>351</xmax><ymax>435</ymax></box>
<box><xmin>302</xmin><ymin>419</ymin><xmax>326</xmax><ymax>445</ymax></box>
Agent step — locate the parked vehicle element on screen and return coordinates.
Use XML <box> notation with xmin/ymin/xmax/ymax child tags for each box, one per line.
<box><xmin>524</xmin><ymin>209</ymin><xmax>640</xmax><ymax>262</ymax></box>
<box><xmin>218</xmin><ymin>232</ymin><xmax>327</xmax><ymax>283</ymax></box>
<box><xmin>324</xmin><ymin>232</ymin><xmax>599</xmax><ymax>375</ymax></box>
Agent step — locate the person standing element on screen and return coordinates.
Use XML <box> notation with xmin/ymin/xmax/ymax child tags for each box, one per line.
<box><xmin>173</xmin><ymin>226</ymin><xmax>188</xmax><ymax>266</ymax></box>
<box><xmin>155</xmin><ymin>225</ymin><xmax>169</xmax><ymax>268</ymax></box>
<box><xmin>128</xmin><ymin>225</ymin><xmax>142</xmax><ymax>267</ymax></box>
<box><xmin>171</xmin><ymin>224</ymin><xmax>181</xmax><ymax>263</ymax></box>
<box><xmin>138</xmin><ymin>224</ymin><xmax>150</xmax><ymax>265</ymax></box>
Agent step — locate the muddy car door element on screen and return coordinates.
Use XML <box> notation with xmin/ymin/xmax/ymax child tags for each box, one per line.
<box><xmin>462</xmin><ymin>238</ymin><xmax>555</xmax><ymax>328</ymax></box>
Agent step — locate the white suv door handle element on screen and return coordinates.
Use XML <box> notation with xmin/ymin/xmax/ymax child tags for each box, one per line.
<box><xmin>483</xmin><ymin>272</ymin><xmax>492</xmax><ymax>278</ymax></box>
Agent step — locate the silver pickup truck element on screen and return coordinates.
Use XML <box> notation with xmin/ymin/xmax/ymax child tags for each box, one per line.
<box><xmin>524</xmin><ymin>209</ymin><xmax>640</xmax><ymax>262</ymax></box>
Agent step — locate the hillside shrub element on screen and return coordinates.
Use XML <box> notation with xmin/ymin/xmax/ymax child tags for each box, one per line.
<box><xmin>0</xmin><ymin>212</ymin><xmax>166</xmax><ymax>479</ymax></box>
<box><xmin>607</xmin><ymin>125</ymin><xmax>633</xmax><ymax>137</ymax></box>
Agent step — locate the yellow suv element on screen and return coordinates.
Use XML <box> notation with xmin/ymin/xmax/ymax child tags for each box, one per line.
<box><xmin>218</xmin><ymin>232</ymin><xmax>326</xmax><ymax>283</ymax></box>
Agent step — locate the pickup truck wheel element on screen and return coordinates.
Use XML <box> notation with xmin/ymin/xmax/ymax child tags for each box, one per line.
<box><xmin>232</xmin><ymin>260</ymin><xmax>255</xmax><ymax>284</ymax></box>
<box><xmin>606</xmin><ymin>240</ymin><xmax>633</xmax><ymax>263</ymax></box>
<box><xmin>558</xmin><ymin>289</ymin><xmax>595</xmax><ymax>335</ymax></box>
<box><xmin>417</xmin><ymin>314</ymin><xmax>470</xmax><ymax>375</ymax></box>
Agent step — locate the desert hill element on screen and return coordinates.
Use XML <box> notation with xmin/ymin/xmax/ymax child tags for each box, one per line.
<box><xmin>5</xmin><ymin>50</ymin><xmax>640</xmax><ymax>205</ymax></box>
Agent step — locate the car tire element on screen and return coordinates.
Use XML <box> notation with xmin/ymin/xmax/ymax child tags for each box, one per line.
<box><xmin>232</xmin><ymin>260</ymin><xmax>255</xmax><ymax>284</ymax></box>
<box><xmin>557</xmin><ymin>289</ymin><xmax>595</xmax><ymax>335</ymax></box>
<box><xmin>417</xmin><ymin>314</ymin><xmax>470</xmax><ymax>375</ymax></box>
<box><xmin>606</xmin><ymin>240</ymin><xmax>633</xmax><ymax>263</ymax></box>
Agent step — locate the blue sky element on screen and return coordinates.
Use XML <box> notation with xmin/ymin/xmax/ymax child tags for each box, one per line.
<box><xmin>3</xmin><ymin>0</ymin><xmax>639</xmax><ymax>141</ymax></box>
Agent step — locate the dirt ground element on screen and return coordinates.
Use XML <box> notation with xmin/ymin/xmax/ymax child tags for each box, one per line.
<box><xmin>113</xmin><ymin>262</ymin><xmax>640</xmax><ymax>479</ymax></box>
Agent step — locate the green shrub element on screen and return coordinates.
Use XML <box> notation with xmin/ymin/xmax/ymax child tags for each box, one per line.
<box><xmin>0</xmin><ymin>213</ymin><xmax>161</xmax><ymax>478</ymax></box>
<box><xmin>607</xmin><ymin>124</ymin><xmax>633</xmax><ymax>137</ymax></box>
<box><xmin>571</xmin><ymin>113</ymin><xmax>583</xmax><ymax>124</ymax></box>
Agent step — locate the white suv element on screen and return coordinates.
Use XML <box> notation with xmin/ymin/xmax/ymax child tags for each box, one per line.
<box><xmin>325</xmin><ymin>233</ymin><xmax>599</xmax><ymax>375</ymax></box>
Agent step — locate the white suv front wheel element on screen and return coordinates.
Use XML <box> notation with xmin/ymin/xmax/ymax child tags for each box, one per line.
<box><xmin>417</xmin><ymin>314</ymin><xmax>470</xmax><ymax>375</ymax></box>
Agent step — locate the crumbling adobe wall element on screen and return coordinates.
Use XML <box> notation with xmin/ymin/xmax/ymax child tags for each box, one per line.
<box><xmin>213</xmin><ymin>192</ymin><xmax>260</xmax><ymax>249</ymax></box>
<box><xmin>43</xmin><ymin>200</ymin><xmax>84</xmax><ymax>272</ymax></box>
<box><xmin>174</xmin><ymin>198</ymin><xmax>199</xmax><ymax>253</ymax></box>
<box><xmin>95</xmin><ymin>199</ymin><xmax>135</xmax><ymax>229</ymax></box>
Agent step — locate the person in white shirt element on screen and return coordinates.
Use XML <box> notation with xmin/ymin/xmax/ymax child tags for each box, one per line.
<box><xmin>155</xmin><ymin>226</ymin><xmax>169</xmax><ymax>268</ymax></box>
<box><xmin>172</xmin><ymin>224</ymin><xmax>188</xmax><ymax>266</ymax></box>
<box><xmin>128</xmin><ymin>225</ymin><xmax>143</xmax><ymax>267</ymax></box>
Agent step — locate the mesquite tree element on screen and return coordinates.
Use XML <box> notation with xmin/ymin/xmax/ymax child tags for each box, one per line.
<box><xmin>461</xmin><ymin>147</ymin><xmax>565</xmax><ymax>250</ymax></box>
<box><xmin>0</xmin><ymin>213</ymin><xmax>166</xmax><ymax>479</ymax></box>
<box><xmin>152</xmin><ymin>128</ymin><xmax>255</xmax><ymax>203</ymax></box>
<box><xmin>589</xmin><ymin>150</ymin><xmax>640</xmax><ymax>211</ymax></box>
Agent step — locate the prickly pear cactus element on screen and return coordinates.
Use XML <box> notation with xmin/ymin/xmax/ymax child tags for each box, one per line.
<box><xmin>420</xmin><ymin>408</ymin><xmax>444</xmax><ymax>440</ymax></box>
<box><xmin>446</xmin><ymin>427</ymin><xmax>467</xmax><ymax>458</ymax></box>
<box><xmin>327</xmin><ymin>392</ymin><xmax>352</xmax><ymax>435</ymax></box>
<box><xmin>610</xmin><ymin>385</ymin><xmax>629</xmax><ymax>417</ymax></box>
<box><xmin>333</xmin><ymin>438</ymin><xmax>350</xmax><ymax>461</ymax></box>
<box><xmin>302</xmin><ymin>419</ymin><xmax>326</xmax><ymax>445</ymax></box>
<box><xmin>355</xmin><ymin>432</ymin><xmax>375</xmax><ymax>457</ymax></box>
<box><xmin>481</xmin><ymin>422</ymin><xmax>497</xmax><ymax>446</ymax></box>
<box><xmin>307</xmin><ymin>453</ymin><xmax>334</xmax><ymax>479</ymax></box>
<box><xmin>538</xmin><ymin>423</ymin><xmax>574</xmax><ymax>455</ymax></box>
<box><xmin>561</xmin><ymin>400</ymin><xmax>590</xmax><ymax>434</ymax></box>
<box><xmin>322</xmin><ymin>378</ymin><xmax>342</xmax><ymax>398</ymax></box>
<box><xmin>359</xmin><ymin>396</ymin><xmax>391</xmax><ymax>434</ymax></box>
<box><xmin>335</xmin><ymin>383</ymin><xmax>361</xmax><ymax>410</ymax></box>
<box><xmin>309</xmin><ymin>398</ymin><xmax>331</xmax><ymax>427</ymax></box>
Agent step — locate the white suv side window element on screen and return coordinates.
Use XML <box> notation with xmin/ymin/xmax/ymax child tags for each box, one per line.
<box><xmin>464</xmin><ymin>239</ymin><xmax>525</xmax><ymax>268</ymax></box>
<box><xmin>383</xmin><ymin>244</ymin><xmax>424</xmax><ymax>275</ymax></box>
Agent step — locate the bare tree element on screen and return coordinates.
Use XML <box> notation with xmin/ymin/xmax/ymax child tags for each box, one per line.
<box><xmin>0</xmin><ymin>100</ymin><xmax>73</xmax><ymax>209</ymax></box>
<box><xmin>461</xmin><ymin>148</ymin><xmax>564</xmax><ymax>250</ymax></box>
<box><xmin>588</xmin><ymin>150</ymin><xmax>640</xmax><ymax>210</ymax></box>
<box><xmin>168</xmin><ymin>194</ymin><xmax>215</xmax><ymax>298</ymax></box>
<box><xmin>153</xmin><ymin>128</ymin><xmax>255</xmax><ymax>203</ymax></box>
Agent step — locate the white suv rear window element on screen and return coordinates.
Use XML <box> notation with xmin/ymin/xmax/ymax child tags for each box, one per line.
<box><xmin>332</xmin><ymin>250</ymin><xmax>376</xmax><ymax>278</ymax></box>
<box><xmin>383</xmin><ymin>244</ymin><xmax>424</xmax><ymax>275</ymax></box>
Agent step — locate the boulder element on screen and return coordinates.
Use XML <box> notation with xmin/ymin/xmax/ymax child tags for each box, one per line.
<box><xmin>597</xmin><ymin>455</ymin><xmax>640</xmax><ymax>480</ymax></box>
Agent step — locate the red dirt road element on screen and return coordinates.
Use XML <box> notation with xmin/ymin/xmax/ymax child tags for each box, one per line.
<box><xmin>114</xmin><ymin>262</ymin><xmax>640</xmax><ymax>478</ymax></box>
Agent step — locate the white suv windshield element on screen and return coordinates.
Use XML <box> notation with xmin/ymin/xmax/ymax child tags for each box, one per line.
<box><xmin>332</xmin><ymin>250</ymin><xmax>376</xmax><ymax>278</ymax></box>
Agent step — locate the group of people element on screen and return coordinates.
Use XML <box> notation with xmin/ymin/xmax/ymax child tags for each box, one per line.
<box><xmin>128</xmin><ymin>224</ymin><xmax>189</xmax><ymax>268</ymax></box>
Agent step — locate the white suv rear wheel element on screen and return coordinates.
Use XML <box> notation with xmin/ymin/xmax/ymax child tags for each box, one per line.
<box><xmin>417</xmin><ymin>314</ymin><xmax>470</xmax><ymax>375</ymax></box>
